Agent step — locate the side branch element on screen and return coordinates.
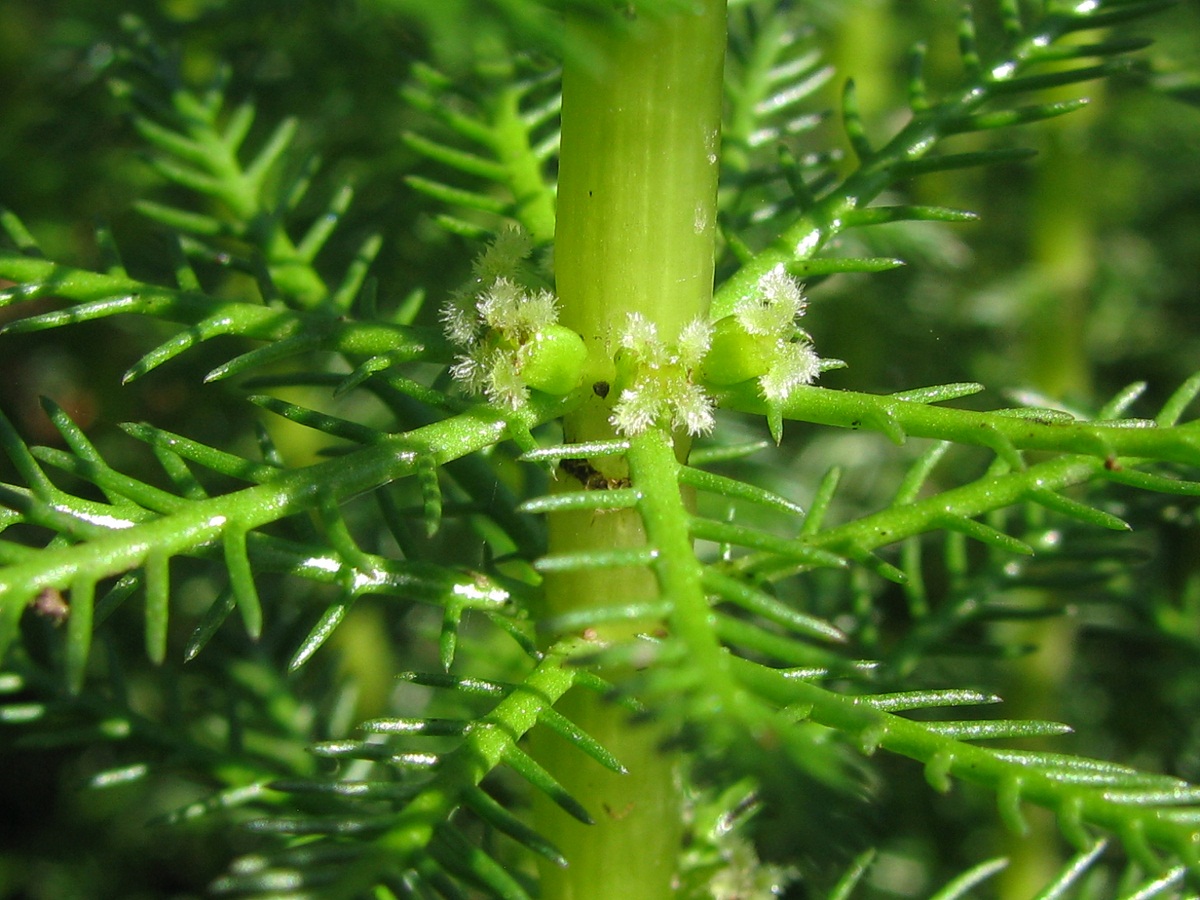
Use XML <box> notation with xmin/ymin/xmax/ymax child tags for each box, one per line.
<box><xmin>718</xmin><ymin>383</ymin><xmax>1200</xmax><ymax>467</ymax></box>
<box><xmin>0</xmin><ymin>396</ymin><xmax>572</xmax><ymax>660</ymax></box>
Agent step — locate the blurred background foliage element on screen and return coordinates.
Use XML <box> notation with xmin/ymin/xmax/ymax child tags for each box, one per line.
<box><xmin>0</xmin><ymin>1</ymin><xmax>1198</xmax><ymax>898</ymax></box>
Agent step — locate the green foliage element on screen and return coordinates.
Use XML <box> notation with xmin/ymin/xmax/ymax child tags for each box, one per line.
<box><xmin>1</xmin><ymin>1</ymin><xmax>1199</xmax><ymax>897</ymax></box>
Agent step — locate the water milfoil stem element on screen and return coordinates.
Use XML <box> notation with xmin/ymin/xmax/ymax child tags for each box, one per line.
<box><xmin>536</xmin><ymin>3</ymin><xmax>727</xmax><ymax>898</ymax></box>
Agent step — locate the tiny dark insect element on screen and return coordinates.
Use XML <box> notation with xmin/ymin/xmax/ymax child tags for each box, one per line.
<box><xmin>560</xmin><ymin>457</ymin><xmax>631</xmax><ymax>491</ymax></box>
<box><xmin>602</xmin><ymin>801</ymin><xmax>635</xmax><ymax>820</ymax></box>
<box><xmin>592</xmin><ymin>380</ymin><xmax>610</xmax><ymax>398</ymax></box>
<box><xmin>31</xmin><ymin>587</ymin><xmax>69</xmax><ymax>625</ymax></box>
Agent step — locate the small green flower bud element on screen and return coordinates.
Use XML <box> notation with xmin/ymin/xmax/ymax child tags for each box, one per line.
<box><xmin>611</xmin><ymin>346</ymin><xmax>640</xmax><ymax>397</ymax></box>
<box><xmin>700</xmin><ymin>315</ymin><xmax>773</xmax><ymax>386</ymax></box>
<box><xmin>520</xmin><ymin>324</ymin><xmax>587</xmax><ymax>396</ymax></box>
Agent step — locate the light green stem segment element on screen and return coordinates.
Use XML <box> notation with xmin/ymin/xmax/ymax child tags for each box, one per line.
<box><xmin>536</xmin><ymin>3</ymin><xmax>727</xmax><ymax>898</ymax></box>
<box><xmin>554</xmin><ymin>0</ymin><xmax>727</xmax><ymax>449</ymax></box>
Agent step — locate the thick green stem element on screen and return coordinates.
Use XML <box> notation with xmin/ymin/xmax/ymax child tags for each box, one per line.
<box><xmin>554</xmin><ymin>1</ymin><xmax>726</xmax><ymax>454</ymax></box>
<box><xmin>535</xmin><ymin>4</ymin><xmax>727</xmax><ymax>899</ymax></box>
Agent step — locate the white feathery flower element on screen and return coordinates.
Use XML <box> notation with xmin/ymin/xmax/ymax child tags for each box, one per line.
<box><xmin>491</xmin><ymin>224</ymin><xmax>533</xmax><ymax>262</ymax></box>
<box><xmin>478</xmin><ymin>277</ymin><xmax>529</xmax><ymax>331</ymax></box>
<box><xmin>441</xmin><ymin>293</ymin><xmax>482</xmax><ymax>349</ymax></box>
<box><xmin>759</xmin><ymin>264</ymin><xmax>805</xmax><ymax>312</ymax></box>
<box><xmin>706</xmin><ymin>265</ymin><xmax>823</xmax><ymax>413</ymax></box>
<box><xmin>450</xmin><ymin>354</ymin><xmax>486</xmax><ymax>393</ymax></box>
<box><xmin>485</xmin><ymin>352</ymin><xmax>529</xmax><ymax>409</ymax></box>
<box><xmin>609</xmin><ymin>315</ymin><xmax>716</xmax><ymax>436</ymax></box>
<box><xmin>473</xmin><ymin>224</ymin><xmax>533</xmax><ymax>284</ymax></box>
<box><xmin>621</xmin><ymin>313</ymin><xmax>661</xmax><ymax>357</ymax></box>
<box><xmin>520</xmin><ymin>289</ymin><xmax>561</xmax><ymax>336</ymax></box>
<box><xmin>674</xmin><ymin>381</ymin><xmax>716</xmax><ymax>435</ymax></box>
<box><xmin>611</xmin><ymin>370</ymin><xmax>717</xmax><ymax>437</ymax></box>
<box><xmin>610</xmin><ymin>385</ymin><xmax>661</xmax><ymax>436</ymax></box>
<box><xmin>759</xmin><ymin>339</ymin><xmax>821</xmax><ymax>401</ymax></box>
<box><xmin>736</xmin><ymin>265</ymin><xmax>807</xmax><ymax>336</ymax></box>
<box><xmin>677</xmin><ymin>317</ymin><xmax>713</xmax><ymax>370</ymax></box>
<box><xmin>441</xmin><ymin>230</ymin><xmax>585</xmax><ymax>409</ymax></box>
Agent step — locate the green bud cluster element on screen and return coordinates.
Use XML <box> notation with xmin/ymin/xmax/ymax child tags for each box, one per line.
<box><xmin>700</xmin><ymin>265</ymin><xmax>821</xmax><ymax>401</ymax></box>
<box><xmin>442</xmin><ymin>228</ymin><xmax>587</xmax><ymax>408</ymax></box>
<box><xmin>443</xmin><ymin>240</ymin><xmax>824</xmax><ymax>431</ymax></box>
<box><xmin>608</xmin><ymin>313</ymin><xmax>716</xmax><ymax>436</ymax></box>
